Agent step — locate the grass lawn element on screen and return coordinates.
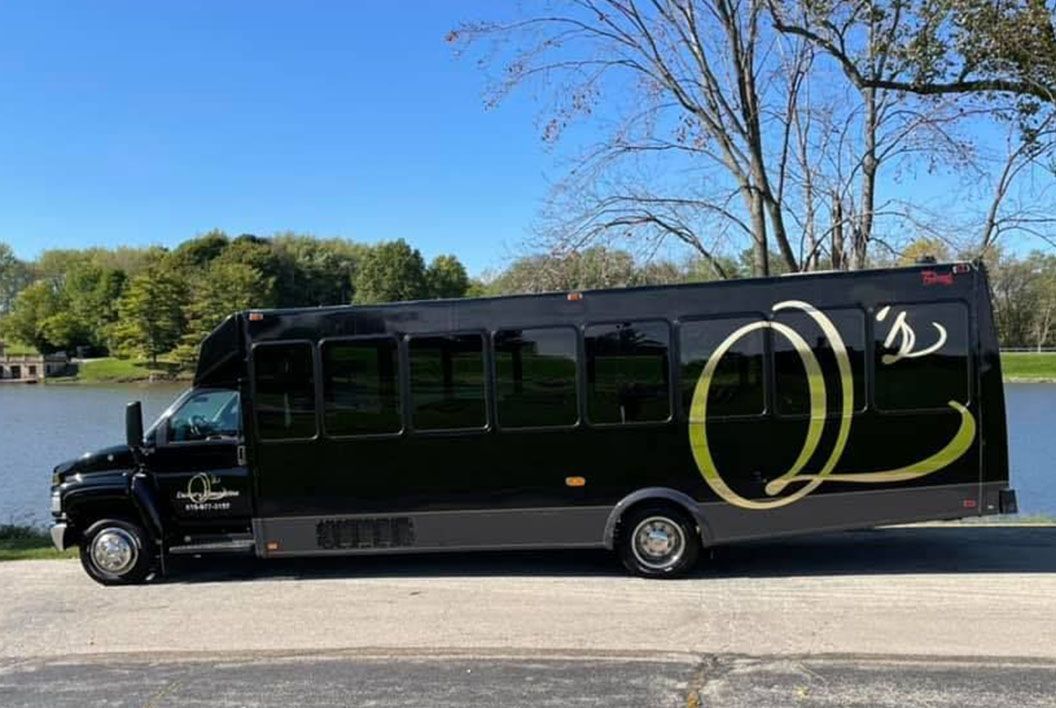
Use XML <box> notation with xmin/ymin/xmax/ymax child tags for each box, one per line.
<box><xmin>56</xmin><ymin>356</ymin><xmax>188</xmax><ymax>384</ymax></box>
<box><xmin>77</xmin><ymin>357</ymin><xmax>165</xmax><ymax>383</ymax></box>
<box><xmin>1001</xmin><ymin>352</ymin><xmax>1056</xmax><ymax>382</ymax></box>
<box><xmin>0</xmin><ymin>525</ymin><xmax>76</xmax><ymax>561</ymax></box>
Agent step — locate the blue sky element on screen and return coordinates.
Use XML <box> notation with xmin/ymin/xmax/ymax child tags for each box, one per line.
<box><xmin>0</xmin><ymin>2</ymin><xmax>551</xmax><ymax>275</ymax></box>
<box><xmin>0</xmin><ymin>3</ymin><xmax>1048</xmax><ymax>277</ymax></box>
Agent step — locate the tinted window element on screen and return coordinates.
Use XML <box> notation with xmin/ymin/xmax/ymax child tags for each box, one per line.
<box><xmin>409</xmin><ymin>334</ymin><xmax>487</xmax><ymax>430</ymax></box>
<box><xmin>322</xmin><ymin>338</ymin><xmax>401</xmax><ymax>436</ymax></box>
<box><xmin>254</xmin><ymin>343</ymin><xmax>317</xmax><ymax>440</ymax></box>
<box><xmin>774</xmin><ymin>308</ymin><xmax>866</xmax><ymax>415</ymax></box>
<box><xmin>585</xmin><ymin>321</ymin><xmax>671</xmax><ymax>424</ymax></box>
<box><xmin>167</xmin><ymin>389</ymin><xmax>241</xmax><ymax>442</ymax></box>
<box><xmin>874</xmin><ymin>302</ymin><xmax>969</xmax><ymax>410</ymax></box>
<box><xmin>680</xmin><ymin>318</ymin><xmax>765</xmax><ymax>419</ymax></box>
<box><xmin>494</xmin><ymin>327</ymin><xmax>578</xmax><ymax>428</ymax></box>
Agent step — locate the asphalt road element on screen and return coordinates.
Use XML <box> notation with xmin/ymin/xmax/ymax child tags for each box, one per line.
<box><xmin>2</xmin><ymin>525</ymin><xmax>1056</xmax><ymax>706</ymax></box>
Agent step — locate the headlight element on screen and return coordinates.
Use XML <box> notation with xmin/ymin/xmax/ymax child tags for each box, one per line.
<box><xmin>51</xmin><ymin>491</ymin><xmax>62</xmax><ymax>514</ymax></box>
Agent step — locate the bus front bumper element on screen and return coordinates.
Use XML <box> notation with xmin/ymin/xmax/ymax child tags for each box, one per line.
<box><xmin>51</xmin><ymin>523</ymin><xmax>68</xmax><ymax>552</ymax></box>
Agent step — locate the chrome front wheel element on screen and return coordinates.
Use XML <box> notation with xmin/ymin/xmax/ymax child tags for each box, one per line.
<box><xmin>79</xmin><ymin>518</ymin><xmax>154</xmax><ymax>586</ymax></box>
<box><xmin>89</xmin><ymin>527</ymin><xmax>139</xmax><ymax>575</ymax></box>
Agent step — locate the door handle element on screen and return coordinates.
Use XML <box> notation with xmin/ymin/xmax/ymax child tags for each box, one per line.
<box><xmin>237</xmin><ymin>445</ymin><xmax>247</xmax><ymax>467</ymax></box>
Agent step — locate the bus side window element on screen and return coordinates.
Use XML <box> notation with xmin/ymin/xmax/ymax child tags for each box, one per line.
<box><xmin>680</xmin><ymin>317</ymin><xmax>765</xmax><ymax>419</ymax></box>
<box><xmin>408</xmin><ymin>334</ymin><xmax>487</xmax><ymax>431</ymax></box>
<box><xmin>773</xmin><ymin>308</ymin><xmax>866</xmax><ymax>416</ymax></box>
<box><xmin>253</xmin><ymin>342</ymin><xmax>318</xmax><ymax>440</ymax></box>
<box><xmin>494</xmin><ymin>327</ymin><xmax>578</xmax><ymax>428</ymax></box>
<box><xmin>322</xmin><ymin>338</ymin><xmax>401</xmax><ymax>436</ymax></box>
<box><xmin>584</xmin><ymin>320</ymin><xmax>671</xmax><ymax>424</ymax></box>
<box><xmin>874</xmin><ymin>301</ymin><xmax>970</xmax><ymax>410</ymax></box>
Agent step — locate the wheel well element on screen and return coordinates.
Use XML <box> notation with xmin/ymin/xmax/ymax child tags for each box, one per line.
<box><xmin>613</xmin><ymin>498</ymin><xmax>700</xmax><ymax>543</ymax></box>
<box><xmin>67</xmin><ymin>501</ymin><xmax>144</xmax><ymax>544</ymax></box>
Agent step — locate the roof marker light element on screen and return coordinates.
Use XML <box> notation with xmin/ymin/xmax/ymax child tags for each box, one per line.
<box><xmin>567</xmin><ymin>292</ymin><xmax>583</xmax><ymax>302</ymax></box>
<box><xmin>921</xmin><ymin>270</ymin><xmax>954</xmax><ymax>286</ymax></box>
<box><xmin>249</xmin><ymin>312</ymin><xmax>264</xmax><ymax>322</ymax></box>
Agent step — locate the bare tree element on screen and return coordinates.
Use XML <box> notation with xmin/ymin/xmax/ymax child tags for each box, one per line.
<box><xmin>978</xmin><ymin>111</ymin><xmax>1056</xmax><ymax>254</ymax></box>
<box><xmin>451</xmin><ymin>0</ymin><xmax>812</xmax><ymax>276</ymax></box>
<box><xmin>453</xmin><ymin>0</ymin><xmax>1055</xmax><ymax>282</ymax></box>
<box><xmin>770</xmin><ymin>0</ymin><xmax>1056</xmax><ymax>258</ymax></box>
<box><xmin>768</xmin><ymin>0</ymin><xmax>1056</xmax><ymax>104</ymax></box>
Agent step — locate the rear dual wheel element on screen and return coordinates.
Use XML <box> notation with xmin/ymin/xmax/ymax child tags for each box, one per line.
<box><xmin>617</xmin><ymin>505</ymin><xmax>701</xmax><ymax>578</ymax></box>
<box><xmin>79</xmin><ymin>518</ymin><xmax>154</xmax><ymax>586</ymax></box>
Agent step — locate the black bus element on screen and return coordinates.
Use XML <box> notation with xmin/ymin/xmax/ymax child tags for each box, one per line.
<box><xmin>50</xmin><ymin>261</ymin><xmax>1016</xmax><ymax>584</ymax></box>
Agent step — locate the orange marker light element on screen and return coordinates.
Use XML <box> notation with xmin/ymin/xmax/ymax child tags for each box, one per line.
<box><xmin>266</xmin><ymin>541</ymin><xmax>280</xmax><ymax>551</ymax></box>
<box><xmin>249</xmin><ymin>312</ymin><xmax>264</xmax><ymax>322</ymax></box>
<box><xmin>567</xmin><ymin>292</ymin><xmax>583</xmax><ymax>302</ymax></box>
<box><xmin>565</xmin><ymin>476</ymin><xmax>586</xmax><ymax>487</ymax></box>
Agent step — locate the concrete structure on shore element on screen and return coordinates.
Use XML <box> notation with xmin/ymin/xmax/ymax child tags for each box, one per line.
<box><xmin>0</xmin><ymin>342</ymin><xmax>74</xmax><ymax>382</ymax></box>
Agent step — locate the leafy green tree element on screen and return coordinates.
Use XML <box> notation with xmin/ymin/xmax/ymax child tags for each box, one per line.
<box><xmin>0</xmin><ymin>254</ymin><xmax>128</xmax><ymax>353</ymax></box>
<box><xmin>1027</xmin><ymin>252</ymin><xmax>1056</xmax><ymax>351</ymax></box>
<box><xmin>685</xmin><ymin>255</ymin><xmax>743</xmax><ymax>282</ymax></box>
<box><xmin>172</xmin><ymin>260</ymin><xmax>274</xmax><ymax>369</ymax></box>
<box><xmin>171</xmin><ymin>230</ymin><xmax>230</xmax><ymax>270</ymax></box>
<box><xmin>109</xmin><ymin>267</ymin><xmax>186</xmax><ymax>366</ymax></box>
<box><xmin>631</xmin><ymin>260</ymin><xmax>684</xmax><ymax>286</ymax></box>
<box><xmin>465</xmin><ymin>278</ymin><xmax>489</xmax><ymax>298</ymax></box>
<box><xmin>61</xmin><ymin>262</ymin><xmax>127</xmax><ymax>350</ymax></box>
<box><xmin>215</xmin><ymin>235</ymin><xmax>288</xmax><ymax>298</ymax></box>
<box><xmin>990</xmin><ymin>251</ymin><xmax>1040</xmax><ymax>348</ymax></box>
<box><xmin>35</xmin><ymin>250</ymin><xmax>95</xmax><ymax>290</ymax></box>
<box><xmin>39</xmin><ymin>311</ymin><xmax>92</xmax><ymax>351</ymax></box>
<box><xmin>0</xmin><ymin>242</ymin><xmax>32</xmax><ymax>314</ymax></box>
<box><xmin>353</xmin><ymin>239</ymin><xmax>429</xmax><ymax>304</ymax></box>
<box><xmin>898</xmin><ymin>238</ymin><xmax>952</xmax><ymax>266</ymax></box>
<box><xmin>272</xmin><ymin>233</ymin><xmax>367</xmax><ymax>306</ymax></box>
<box><xmin>426</xmin><ymin>255</ymin><xmax>470</xmax><ymax>298</ymax></box>
<box><xmin>84</xmin><ymin>246</ymin><xmax>161</xmax><ymax>276</ymax></box>
<box><xmin>488</xmin><ymin>247</ymin><xmax>656</xmax><ymax>294</ymax></box>
<box><xmin>0</xmin><ymin>281</ymin><xmax>61</xmax><ymax>352</ymax></box>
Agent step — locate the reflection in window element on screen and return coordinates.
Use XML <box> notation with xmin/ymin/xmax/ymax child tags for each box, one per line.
<box><xmin>167</xmin><ymin>389</ymin><xmax>241</xmax><ymax>442</ymax></box>
<box><xmin>254</xmin><ymin>343</ymin><xmax>317</xmax><ymax>440</ymax></box>
<box><xmin>874</xmin><ymin>302</ymin><xmax>969</xmax><ymax>410</ymax></box>
<box><xmin>585</xmin><ymin>321</ymin><xmax>671</xmax><ymax>424</ymax></box>
<box><xmin>680</xmin><ymin>318</ymin><xmax>764</xmax><ymax>418</ymax></box>
<box><xmin>773</xmin><ymin>308</ymin><xmax>866</xmax><ymax>415</ymax></box>
<box><xmin>322</xmin><ymin>338</ymin><xmax>401</xmax><ymax>435</ymax></box>
<box><xmin>494</xmin><ymin>327</ymin><xmax>578</xmax><ymax>428</ymax></box>
<box><xmin>409</xmin><ymin>334</ymin><xmax>486</xmax><ymax>430</ymax></box>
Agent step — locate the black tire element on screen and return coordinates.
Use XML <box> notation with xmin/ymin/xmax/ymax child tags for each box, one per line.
<box><xmin>617</xmin><ymin>504</ymin><xmax>700</xmax><ymax>578</ymax></box>
<box><xmin>78</xmin><ymin>518</ymin><xmax>154</xmax><ymax>586</ymax></box>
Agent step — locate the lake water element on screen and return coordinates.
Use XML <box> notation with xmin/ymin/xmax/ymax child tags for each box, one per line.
<box><xmin>1</xmin><ymin>383</ymin><xmax>1053</xmax><ymax>527</ymax></box>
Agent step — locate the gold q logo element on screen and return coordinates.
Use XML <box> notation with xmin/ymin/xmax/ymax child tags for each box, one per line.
<box><xmin>687</xmin><ymin>300</ymin><xmax>976</xmax><ymax>510</ymax></box>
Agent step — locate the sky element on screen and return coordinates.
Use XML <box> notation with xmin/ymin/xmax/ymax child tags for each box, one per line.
<box><xmin>0</xmin><ymin>2</ymin><xmax>553</xmax><ymax>275</ymax></box>
<box><xmin>0</xmin><ymin>3</ymin><xmax>1049</xmax><ymax>278</ymax></box>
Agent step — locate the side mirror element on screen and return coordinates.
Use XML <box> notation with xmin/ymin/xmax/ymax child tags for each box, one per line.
<box><xmin>126</xmin><ymin>401</ymin><xmax>144</xmax><ymax>450</ymax></box>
